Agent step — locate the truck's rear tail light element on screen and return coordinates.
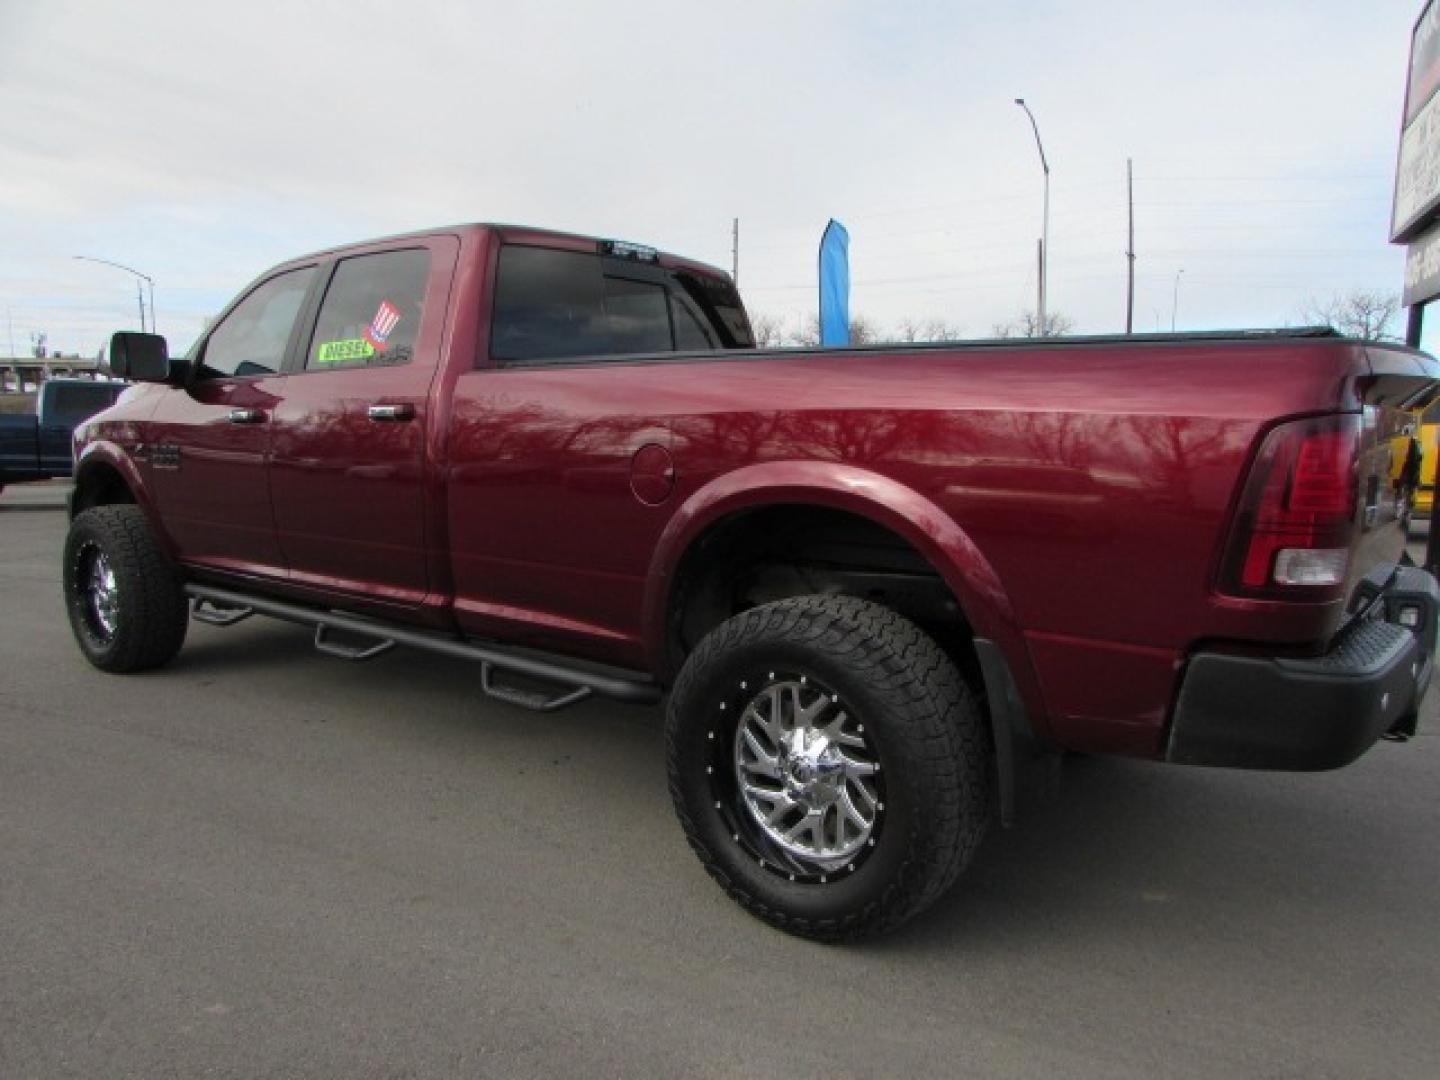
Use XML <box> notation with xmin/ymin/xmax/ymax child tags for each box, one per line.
<box><xmin>1272</xmin><ymin>547</ymin><xmax>1348</xmax><ymax>586</ymax></box>
<box><xmin>1221</xmin><ymin>415</ymin><xmax>1360</xmax><ymax>598</ymax></box>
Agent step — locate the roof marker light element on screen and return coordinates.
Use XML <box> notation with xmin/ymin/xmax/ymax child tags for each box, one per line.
<box><xmin>599</xmin><ymin>240</ymin><xmax>659</xmax><ymax>262</ymax></box>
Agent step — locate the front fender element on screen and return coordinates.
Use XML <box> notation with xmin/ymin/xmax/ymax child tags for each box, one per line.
<box><xmin>70</xmin><ymin>441</ymin><xmax>178</xmax><ymax>558</ymax></box>
<box><xmin>642</xmin><ymin>460</ymin><xmax>1022</xmax><ymax>674</ymax></box>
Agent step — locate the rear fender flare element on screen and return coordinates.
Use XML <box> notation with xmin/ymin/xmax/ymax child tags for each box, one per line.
<box><xmin>642</xmin><ymin>461</ymin><xmax>1021</xmax><ymax>675</ymax></box>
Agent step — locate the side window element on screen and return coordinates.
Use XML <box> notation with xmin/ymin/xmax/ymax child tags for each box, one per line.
<box><xmin>670</xmin><ymin>294</ymin><xmax>716</xmax><ymax>350</ymax></box>
<box><xmin>491</xmin><ymin>246</ymin><xmax>609</xmax><ymax>363</ymax></box>
<box><xmin>603</xmin><ymin>276</ymin><xmax>671</xmax><ymax>354</ymax></box>
<box><xmin>491</xmin><ymin>244</ymin><xmax>747</xmax><ymax>364</ymax></box>
<box><xmin>200</xmin><ymin>267</ymin><xmax>316</xmax><ymax>380</ymax></box>
<box><xmin>306</xmin><ymin>249</ymin><xmax>432</xmax><ymax>371</ymax></box>
<box><xmin>676</xmin><ymin>271</ymin><xmax>755</xmax><ymax>348</ymax></box>
<box><xmin>48</xmin><ymin>384</ymin><xmax>111</xmax><ymax>423</ymax></box>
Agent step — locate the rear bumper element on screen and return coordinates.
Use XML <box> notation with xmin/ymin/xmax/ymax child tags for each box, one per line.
<box><xmin>1166</xmin><ymin>566</ymin><xmax>1438</xmax><ymax>770</ymax></box>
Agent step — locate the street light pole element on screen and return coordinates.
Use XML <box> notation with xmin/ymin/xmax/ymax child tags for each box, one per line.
<box><xmin>73</xmin><ymin>255</ymin><xmax>156</xmax><ymax>334</ymax></box>
<box><xmin>1171</xmin><ymin>268</ymin><xmax>1185</xmax><ymax>332</ymax></box>
<box><xmin>1015</xmin><ymin>98</ymin><xmax>1050</xmax><ymax>334</ymax></box>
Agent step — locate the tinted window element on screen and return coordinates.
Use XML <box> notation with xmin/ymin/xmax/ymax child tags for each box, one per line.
<box><xmin>671</xmin><ymin>294</ymin><xmax>716</xmax><ymax>349</ymax></box>
<box><xmin>604</xmin><ymin>277</ymin><xmax>671</xmax><ymax>354</ymax></box>
<box><xmin>201</xmin><ymin>267</ymin><xmax>315</xmax><ymax>379</ymax></box>
<box><xmin>491</xmin><ymin>247</ymin><xmax>610</xmax><ymax>362</ymax></box>
<box><xmin>675</xmin><ymin>270</ymin><xmax>754</xmax><ymax>348</ymax></box>
<box><xmin>47</xmin><ymin>383</ymin><xmax>119</xmax><ymax>423</ymax></box>
<box><xmin>491</xmin><ymin>244</ymin><xmax>748</xmax><ymax>364</ymax></box>
<box><xmin>306</xmin><ymin>249</ymin><xmax>432</xmax><ymax>371</ymax></box>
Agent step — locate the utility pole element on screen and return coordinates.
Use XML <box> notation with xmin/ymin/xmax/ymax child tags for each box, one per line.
<box><xmin>1015</xmin><ymin>98</ymin><xmax>1050</xmax><ymax>333</ymax></box>
<box><xmin>1125</xmin><ymin>158</ymin><xmax>1136</xmax><ymax>335</ymax></box>
<box><xmin>1036</xmin><ymin>240</ymin><xmax>1044</xmax><ymax>335</ymax></box>
<box><xmin>1171</xmin><ymin>268</ymin><xmax>1185</xmax><ymax>332</ymax></box>
<box><xmin>73</xmin><ymin>255</ymin><xmax>155</xmax><ymax>334</ymax></box>
<box><xmin>731</xmin><ymin>217</ymin><xmax>740</xmax><ymax>286</ymax></box>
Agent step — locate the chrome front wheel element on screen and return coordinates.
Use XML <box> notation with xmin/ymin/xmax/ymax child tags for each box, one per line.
<box><xmin>76</xmin><ymin>544</ymin><xmax>120</xmax><ymax>642</ymax></box>
<box><xmin>63</xmin><ymin>505</ymin><xmax>189</xmax><ymax>673</ymax></box>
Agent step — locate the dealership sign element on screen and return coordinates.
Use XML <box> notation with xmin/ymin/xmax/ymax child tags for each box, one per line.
<box><xmin>1404</xmin><ymin>220</ymin><xmax>1440</xmax><ymax>305</ymax></box>
<box><xmin>1393</xmin><ymin>0</ymin><xmax>1440</xmax><ymax>245</ymax></box>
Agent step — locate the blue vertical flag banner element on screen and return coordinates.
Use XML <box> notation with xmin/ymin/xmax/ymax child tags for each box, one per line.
<box><xmin>818</xmin><ymin>219</ymin><xmax>850</xmax><ymax>346</ymax></box>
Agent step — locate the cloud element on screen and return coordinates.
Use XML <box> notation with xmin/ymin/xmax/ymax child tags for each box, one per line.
<box><xmin>0</xmin><ymin>0</ymin><xmax>1420</xmax><ymax>354</ymax></box>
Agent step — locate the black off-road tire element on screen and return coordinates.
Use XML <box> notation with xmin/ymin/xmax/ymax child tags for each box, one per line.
<box><xmin>63</xmin><ymin>505</ymin><xmax>188</xmax><ymax>673</ymax></box>
<box><xmin>666</xmin><ymin>595</ymin><xmax>991</xmax><ymax>941</ymax></box>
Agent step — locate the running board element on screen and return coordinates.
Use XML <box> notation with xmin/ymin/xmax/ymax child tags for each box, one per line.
<box><xmin>183</xmin><ymin>584</ymin><xmax>661</xmax><ymax>712</ymax></box>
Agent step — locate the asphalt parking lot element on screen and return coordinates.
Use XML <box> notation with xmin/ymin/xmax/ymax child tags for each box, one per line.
<box><xmin>3</xmin><ymin>480</ymin><xmax>1439</xmax><ymax>1079</ymax></box>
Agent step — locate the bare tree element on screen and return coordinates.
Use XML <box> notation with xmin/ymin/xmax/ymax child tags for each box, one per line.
<box><xmin>848</xmin><ymin>315</ymin><xmax>880</xmax><ymax>345</ymax></box>
<box><xmin>992</xmin><ymin>309</ymin><xmax>1075</xmax><ymax>338</ymax></box>
<box><xmin>790</xmin><ymin>314</ymin><xmax>821</xmax><ymax>347</ymax></box>
<box><xmin>894</xmin><ymin>317</ymin><xmax>964</xmax><ymax>343</ymax></box>
<box><xmin>1298</xmin><ymin>291</ymin><xmax>1401</xmax><ymax>341</ymax></box>
<box><xmin>787</xmin><ymin>313</ymin><xmax>879</xmax><ymax>346</ymax></box>
<box><xmin>749</xmin><ymin>312</ymin><xmax>787</xmax><ymax>348</ymax></box>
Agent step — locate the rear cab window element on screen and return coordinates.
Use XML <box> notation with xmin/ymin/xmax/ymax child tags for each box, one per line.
<box><xmin>46</xmin><ymin>382</ymin><xmax>124</xmax><ymax>424</ymax></box>
<box><xmin>490</xmin><ymin>244</ymin><xmax>752</xmax><ymax>365</ymax></box>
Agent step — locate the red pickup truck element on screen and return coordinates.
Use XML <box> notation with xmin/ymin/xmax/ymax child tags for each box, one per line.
<box><xmin>67</xmin><ymin>223</ymin><xmax>1440</xmax><ymax>939</ymax></box>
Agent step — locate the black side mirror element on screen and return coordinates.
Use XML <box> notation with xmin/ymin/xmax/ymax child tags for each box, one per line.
<box><xmin>108</xmin><ymin>332</ymin><xmax>173</xmax><ymax>383</ymax></box>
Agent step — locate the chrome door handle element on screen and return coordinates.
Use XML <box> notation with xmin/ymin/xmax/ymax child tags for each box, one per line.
<box><xmin>227</xmin><ymin>408</ymin><xmax>266</xmax><ymax>424</ymax></box>
<box><xmin>367</xmin><ymin>403</ymin><xmax>415</xmax><ymax>422</ymax></box>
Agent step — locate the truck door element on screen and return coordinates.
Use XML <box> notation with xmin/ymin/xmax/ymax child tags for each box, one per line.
<box><xmin>267</xmin><ymin>238</ymin><xmax>457</xmax><ymax>606</ymax></box>
<box><xmin>145</xmin><ymin>265</ymin><xmax>317</xmax><ymax>576</ymax></box>
<box><xmin>446</xmin><ymin>241</ymin><xmax>742</xmax><ymax>668</ymax></box>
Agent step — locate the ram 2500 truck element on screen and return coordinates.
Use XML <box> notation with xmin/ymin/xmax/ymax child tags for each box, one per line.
<box><xmin>66</xmin><ymin>224</ymin><xmax>1440</xmax><ymax>940</ymax></box>
<box><xmin>0</xmin><ymin>379</ymin><xmax>124</xmax><ymax>495</ymax></box>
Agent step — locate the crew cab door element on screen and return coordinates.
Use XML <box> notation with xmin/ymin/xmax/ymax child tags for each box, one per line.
<box><xmin>447</xmin><ymin>239</ymin><xmax>751</xmax><ymax>667</ymax></box>
<box><xmin>267</xmin><ymin>238</ymin><xmax>457</xmax><ymax>606</ymax></box>
<box><xmin>145</xmin><ymin>265</ymin><xmax>317</xmax><ymax>576</ymax></box>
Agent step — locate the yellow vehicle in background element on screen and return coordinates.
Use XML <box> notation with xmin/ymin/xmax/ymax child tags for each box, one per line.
<box><xmin>1417</xmin><ymin>404</ymin><xmax>1440</xmax><ymax>523</ymax></box>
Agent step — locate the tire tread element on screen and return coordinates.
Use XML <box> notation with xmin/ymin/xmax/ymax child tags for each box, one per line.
<box><xmin>64</xmin><ymin>505</ymin><xmax>187</xmax><ymax>672</ymax></box>
<box><xmin>666</xmin><ymin>595</ymin><xmax>990</xmax><ymax>941</ymax></box>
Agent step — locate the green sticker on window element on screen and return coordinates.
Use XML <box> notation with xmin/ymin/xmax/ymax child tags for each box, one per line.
<box><xmin>315</xmin><ymin>338</ymin><xmax>375</xmax><ymax>364</ymax></box>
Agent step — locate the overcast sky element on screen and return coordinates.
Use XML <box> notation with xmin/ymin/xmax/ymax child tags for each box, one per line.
<box><xmin>0</xmin><ymin>0</ymin><xmax>1426</xmax><ymax>356</ymax></box>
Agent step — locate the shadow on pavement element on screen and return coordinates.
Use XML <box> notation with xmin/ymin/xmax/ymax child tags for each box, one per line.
<box><xmin>878</xmin><ymin>745</ymin><xmax>1419</xmax><ymax>955</ymax></box>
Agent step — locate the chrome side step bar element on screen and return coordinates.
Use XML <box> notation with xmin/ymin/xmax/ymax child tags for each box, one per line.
<box><xmin>183</xmin><ymin>584</ymin><xmax>662</xmax><ymax>712</ymax></box>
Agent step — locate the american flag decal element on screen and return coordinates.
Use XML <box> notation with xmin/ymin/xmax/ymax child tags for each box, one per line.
<box><xmin>363</xmin><ymin>301</ymin><xmax>402</xmax><ymax>351</ymax></box>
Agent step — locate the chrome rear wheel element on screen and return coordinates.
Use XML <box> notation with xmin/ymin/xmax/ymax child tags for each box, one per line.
<box><xmin>731</xmin><ymin>676</ymin><xmax>883</xmax><ymax>876</ymax></box>
<box><xmin>667</xmin><ymin>595</ymin><xmax>991</xmax><ymax>940</ymax></box>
